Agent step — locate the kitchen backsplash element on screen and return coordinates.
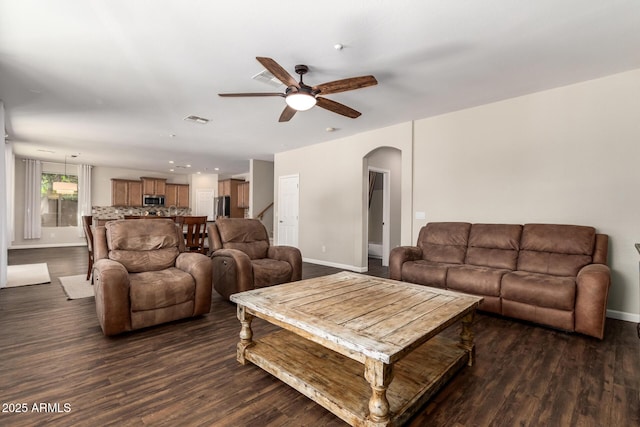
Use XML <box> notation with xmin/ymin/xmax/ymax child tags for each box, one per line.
<box><xmin>92</xmin><ymin>206</ymin><xmax>192</xmax><ymax>220</ymax></box>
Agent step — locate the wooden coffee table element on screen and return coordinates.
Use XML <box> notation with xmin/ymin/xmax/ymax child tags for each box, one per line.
<box><xmin>230</xmin><ymin>272</ymin><xmax>482</xmax><ymax>426</ymax></box>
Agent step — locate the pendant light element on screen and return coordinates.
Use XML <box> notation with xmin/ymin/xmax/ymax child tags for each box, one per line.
<box><xmin>52</xmin><ymin>155</ymin><xmax>78</xmax><ymax>194</ymax></box>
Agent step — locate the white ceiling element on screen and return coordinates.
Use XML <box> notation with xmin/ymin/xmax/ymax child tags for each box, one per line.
<box><xmin>2</xmin><ymin>0</ymin><xmax>640</xmax><ymax>176</ymax></box>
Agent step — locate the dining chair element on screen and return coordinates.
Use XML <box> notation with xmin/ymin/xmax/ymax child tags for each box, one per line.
<box><xmin>183</xmin><ymin>216</ymin><xmax>208</xmax><ymax>254</ymax></box>
<box><xmin>81</xmin><ymin>215</ymin><xmax>94</xmax><ymax>281</ymax></box>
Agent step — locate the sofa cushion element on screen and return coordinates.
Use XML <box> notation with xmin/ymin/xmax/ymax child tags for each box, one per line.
<box><xmin>465</xmin><ymin>224</ymin><xmax>521</xmax><ymax>270</ymax></box>
<box><xmin>446</xmin><ymin>265</ymin><xmax>509</xmax><ymax>297</ymax></box>
<box><xmin>517</xmin><ymin>251</ymin><xmax>593</xmax><ymax>277</ymax></box>
<box><xmin>252</xmin><ymin>259</ymin><xmax>292</xmax><ymax>288</ymax></box>
<box><xmin>129</xmin><ymin>268</ymin><xmax>195</xmax><ymax>311</ymax></box>
<box><xmin>517</xmin><ymin>224</ymin><xmax>594</xmax><ymax>276</ymax></box>
<box><xmin>417</xmin><ymin>222</ymin><xmax>471</xmax><ymax>264</ymax></box>
<box><xmin>521</xmin><ymin>224</ymin><xmax>596</xmax><ymax>255</ymax></box>
<box><xmin>107</xmin><ymin>219</ymin><xmax>181</xmax><ymax>250</ymax></box>
<box><xmin>501</xmin><ymin>271</ymin><xmax>576</xmax><ymax>311</ymax></box>
<box><xmin>216</xmin><ymin>218</ymin><xmax>270</xmax><ymax>260</ymax></box>
<box><xmin>109</xmin><ymin>247</ymin><xmax>180</xmax><ymax>273</ymax></box>
<box><xmin>401</xmin><ymin>260</ymin><xmax>451</xmax><ymax>288</ymax></box>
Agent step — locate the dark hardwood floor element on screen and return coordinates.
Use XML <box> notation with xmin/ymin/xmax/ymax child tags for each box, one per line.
<box><xmin>2</xmin><ymin>247</ymin><xmax>639</xmax><ymax>427</ymax></box>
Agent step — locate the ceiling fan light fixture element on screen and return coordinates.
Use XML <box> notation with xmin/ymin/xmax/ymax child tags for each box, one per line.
<box><xmin>285</xmin><ymin>92</ymin><xmax>316</xmax><ymax>111</ymax></box>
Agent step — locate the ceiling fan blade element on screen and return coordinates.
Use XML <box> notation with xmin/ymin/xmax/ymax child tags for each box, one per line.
<box><xmin>316</xmin><ymin>97</ymin><xmax>361</xmax><ymax>119</ymax></box>
<box><xmin>313</xmin><ymin>75</ymin><xmax>377</xmax><ymax>95</ymax></box>
<box><xmin>256</xmin><ymin>57</ymin><xmax>299</xmax><ymax>87</ymax></box>
<box><xmin>218</xmin><ymin>92</ymin><xmax>284</xmax><ymax>97</ymax></box>
<box><xmin>278</xmin><ymin>105</ymin><xmax>297</xmax><ymax>122</ymax></box>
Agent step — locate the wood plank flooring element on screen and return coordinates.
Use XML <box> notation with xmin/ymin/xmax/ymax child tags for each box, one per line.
<box><xmin>1</xmin><ymin>247</ymin><xmax>639</xmax><ymax>427</ymax></box>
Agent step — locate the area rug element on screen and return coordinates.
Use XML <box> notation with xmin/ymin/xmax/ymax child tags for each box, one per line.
<box><xmin>59</xmin><ymin>275</ymin><xmax>94</xmax><ymax>299</ymax></box>
<box><xmin>6</xmin><ymin>263</ymin><xmax>51</xmax><ymax>287</ymax></box>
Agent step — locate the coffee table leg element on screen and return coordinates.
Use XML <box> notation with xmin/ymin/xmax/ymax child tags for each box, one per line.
<box><xmin>460</xmin><ymin>311</ymin><xmax>476</xmax><ymax>366</ymax></box>
<box><xmin>237</xmin><ymin>305</ymin><xmax>254</xmax><ymax>365</ymax></box>
<box><xmin>364</xmin><ymin>358</ymin><xmax>394</xmax><ymax>424</ymax></box>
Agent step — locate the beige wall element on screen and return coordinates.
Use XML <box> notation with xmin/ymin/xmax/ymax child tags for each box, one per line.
<box><xmin>1</xmin><ymin>102</ymin><xmax>7</xmax><ymax>286</ymax></box>
<box><xmin>274</xmin><ymin>122</ymin><xmax>413</xmax><ymax>271</ymax></box>
<box><xmin>274</xmin><ymin>68</ymin><xmax>640</xmax><ymax>320</ymax></box>
<box><xmin>412</xmin><ymin>68</ymin><xmax>640</xmax><ymax>319</ymax></box>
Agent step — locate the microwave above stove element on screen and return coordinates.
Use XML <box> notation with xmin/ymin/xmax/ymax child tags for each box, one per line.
<box><xmin>143</xmin><ymin>195</ymin><xmax>165</xmax><ymax>207</ymax></box>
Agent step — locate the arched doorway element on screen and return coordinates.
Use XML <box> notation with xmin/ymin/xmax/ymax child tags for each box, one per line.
<box><xmin>364</xmin><ymin>147</ymin><xmax>402</xmax><ymax>268</ymax></box>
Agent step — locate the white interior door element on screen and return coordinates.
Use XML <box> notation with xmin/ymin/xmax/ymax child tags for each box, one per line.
<box><xmin>277</xmin><ymin>175</ymin><xmax>299</xmax><ymax>247</ymax></box>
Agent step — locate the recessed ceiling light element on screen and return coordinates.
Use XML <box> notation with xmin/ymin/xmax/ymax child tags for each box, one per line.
<box><xmin>169</xmin><ymin>160</ymin><xmax>174</xmax><ymax>164</ymax></box>
<box><xmin>334</xmin><ymin>43</ymin><xmax>344</xmax><ymax>51</ymax></box>
<box><xmin>214</xmin><ymin>167</ymin><xmax>220</xmax><ymax>171</ymax></box>
<box><xmin>186</xmin><ymin>164</ymin><xmax>191</xmax><ymax>168</ymax></box>
<box><xmin>326</xmin><ymin>127</ymin><xmax>336</xmax><ymax>132</ymax></box>
<box><xmin>184</xmin><ymin>115</ymin><xmax>209</xmax><ymax>124</ymax></box>
<box><xmin>169</xmin><ymin>169</ymin><xmax>174</xmax><ymax>172</ymax></box>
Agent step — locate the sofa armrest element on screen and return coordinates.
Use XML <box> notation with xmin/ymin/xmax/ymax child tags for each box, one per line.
<box><xmin>389</xmin><ymin>246</ymin><xmax>423</xmax><ymax>280</ymax></box>
<box><xmin>268</xmin><ymin>245</ymin><xmax>302</xmax><ymax>281</ymax></box>
<box><xmin>575</xmin><ymin>263</ymin><xmax>611</xmax><ymax>339</ymax></box>
<box><xmin>93</xmin><ymin>259</ymin><xmax>131</xmax><ymax>336</ymax></box>
<box><xmin>210</xmin><ymin>248</ymin><xmax>253</xmax><ymax>299</ymax></box>
<box><xmin>93</xmin><ymin>226</ymin><xmax>108</xmax><ymax>261</ymax></box>
<box><xmin>176</xmin><ymin>253</ymin><xmax>213</xmax><ymax>315</ymax></box>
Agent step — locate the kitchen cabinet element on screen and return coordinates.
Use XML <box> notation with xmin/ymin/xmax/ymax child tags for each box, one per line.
<box><xmin>141</xmin><ymin>177</ymin><xmax>167</xmax><ymax>195</ymax></box>
<box><xmin>111</xmin><ymin>179</ymin><xmax>143</xmax><ymax>207</ymax></box>
<box><xmin>238</xmin><ymin>181</ymin><xmax>250</xmax><ymax>209</ymax></box>
<box><xmin>165</xmin><ymin>183</ymin><xmax>190</xmax><ymax>208</ymax></box>
<box><xmin>218</xmin><ymin>179</ymin><xmax>246</xmax><ymax>218</ymax></box>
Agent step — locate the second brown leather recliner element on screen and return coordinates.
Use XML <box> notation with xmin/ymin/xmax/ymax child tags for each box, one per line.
<box><xmin>208</xmin><ymin>218</ymin><xmax>302</xmax><ymax>300</ymax></box>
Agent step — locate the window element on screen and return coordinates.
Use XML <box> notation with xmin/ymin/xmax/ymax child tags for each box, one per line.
<box><xmin>41</xmin><ymin>173</ymin><xmax>78</xmax><ymax>227</ymax></box>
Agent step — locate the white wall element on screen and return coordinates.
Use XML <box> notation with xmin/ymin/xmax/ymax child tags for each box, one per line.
<box><xmin>413</xmin><ymin>68</ymin><xmax>640</xmax><ymax>320</ymax></box>
<box><xmin>274</xmin><ymin>122</ymin><xmax>413</xmax><ymax>271</ymax></box>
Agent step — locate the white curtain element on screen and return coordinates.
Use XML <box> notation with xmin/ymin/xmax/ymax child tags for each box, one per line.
<box><xmin>5</xmin><ymin>142</ymin><xmax>15</xmax><ymax>244</ymax></box>
<box><xmin>77</xmin><ymin>164</ymin><xmax>92</xmax><ymax>236</ymax></box>
<box><xmin>24</xmin><ymin>159</ymin><xmax>42</xmax><ymax>239</ymax></box>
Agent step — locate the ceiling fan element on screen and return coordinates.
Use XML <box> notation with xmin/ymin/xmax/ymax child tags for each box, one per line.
<box><xmin>218</xmin><ymin>57</ymin><xmax>377</xmax><ymax>122</ymax></box>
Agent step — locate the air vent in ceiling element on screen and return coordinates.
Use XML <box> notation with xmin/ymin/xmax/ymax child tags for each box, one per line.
<box><xmin>184</xmin><ymin>115</ymin><xmax>209</xmax><ymax>124</ymax></box>
<box><xmin>252</xmin><ymin>69</ymin><xmax>284</xmax><ymax>88</ymax></box>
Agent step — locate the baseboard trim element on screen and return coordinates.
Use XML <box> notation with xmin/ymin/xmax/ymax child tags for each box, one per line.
<box><xmin>368</xmin><ymin>243</ymin><xmax>383</xmax><ymax>259</ymax></box>
<box><xmin>303</xmin><ymin>258</ymin><xmax>368</xmax><ymax>273</ymax></box>
<box><xmin>606</xmin><ymin>309</ymin><xmax>640</xmax><ymax>323</ymax></box>
<box><xmin>9</xmin><ymin>242</ymin><xmax>86</xmax><ymax>250</ymax></box>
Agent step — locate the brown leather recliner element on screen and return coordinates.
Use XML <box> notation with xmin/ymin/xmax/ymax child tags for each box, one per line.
<box><xmin>207</xmin><ymin>218</ymin><xmax>302</xmax><ymax>300</ymax></box>
<box><xmin>92</xmin><ymin>219</ymin><xmax>213</xmax><ymax>336</ymax></box>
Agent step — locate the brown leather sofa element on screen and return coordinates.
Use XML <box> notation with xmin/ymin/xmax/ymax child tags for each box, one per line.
<box><xmin>207</xmin><ymin>218</ymin><xmax>302</xmax><ymax>300</ymax></box>
<box><xmin>92</xmin><ymin>219</ymin><xmax>213</xmax><ymax>336</ymax></box>
<box><xmin>390</xmin><ymin>222</ymin><xmax>611</xmax><ymax>339</ymax></box>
